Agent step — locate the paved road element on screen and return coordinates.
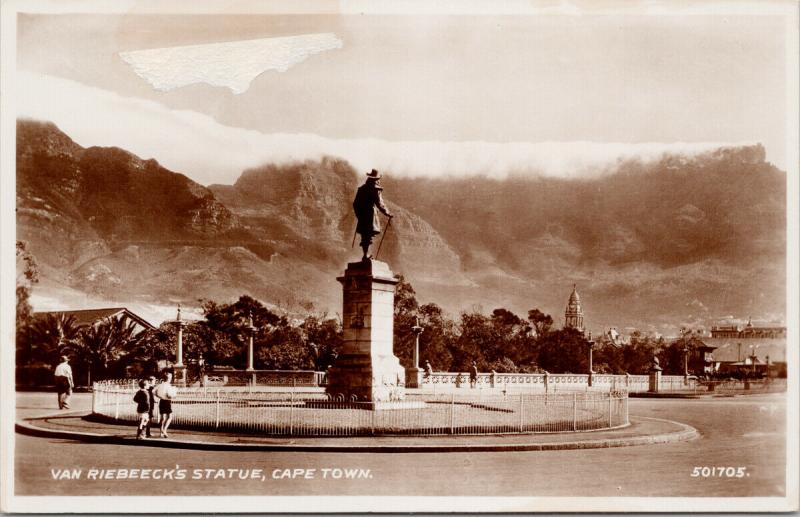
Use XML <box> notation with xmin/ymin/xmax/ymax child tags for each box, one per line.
<box><xmin>13</xmin><ymin>392</ymin><xmax>786</xmax><ymax>497</ymax></box>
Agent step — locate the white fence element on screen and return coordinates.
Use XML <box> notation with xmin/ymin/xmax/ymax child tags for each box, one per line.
<box><xmin>190</xmin><ymin>369</ymin><xmax>698</xmax><ymax>393</ymax></box>
<box><xmin>423</xmin><ymin>372</ymin><xmax>694</xmax><ymax>393</ymax></box>
<box><xmin>92</xmin><ymin>380</ymin><xmax>629</xmax><ymax>436</ymax></box>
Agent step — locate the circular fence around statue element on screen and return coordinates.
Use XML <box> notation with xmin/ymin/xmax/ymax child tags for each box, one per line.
<box><xmin>92</xmin><ymin>381</ymin><xmax>629</xmax><ymax>436</ymax></box>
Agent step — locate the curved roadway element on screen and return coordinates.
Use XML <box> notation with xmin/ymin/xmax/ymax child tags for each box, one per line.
<box><xmin>13</xmin><ymin>391</ymin><xmax>786</xmax><ymax>497</ymax></box>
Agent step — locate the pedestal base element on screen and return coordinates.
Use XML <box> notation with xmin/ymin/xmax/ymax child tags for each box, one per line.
<box><xmin>173</xmin><ymin>365</ymin><xmax>187</xmax><ymax>387</ymax></box>
<box><xmin>326</xmin><ymin>353</ymin><xmax>406</xmax><ymax>402</ymax></box>
<box><xmin>405</xmin><ymin>367</ymin><xmax>423</xmax><ymax>388</ymax></box>
<box><xmin>648</xmin><ymin>369</ymin><xmax>662</xmax><ymax>393</ymax></box>
<box><xmin>325</xmin><ymin>259</ymin><xmax>406</xmax><ymax>403</ymax></box>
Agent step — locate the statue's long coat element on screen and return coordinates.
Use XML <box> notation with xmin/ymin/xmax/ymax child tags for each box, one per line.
<box><xmin>353</xmin><ymin>181</ymin><xmax>390</xmax><ymax>237</ymax></box>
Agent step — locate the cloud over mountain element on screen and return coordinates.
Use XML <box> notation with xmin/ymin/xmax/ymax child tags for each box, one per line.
<box><xmin>16</xmin><ymin>71</ymin><xmax>756</xmax><ymax>186</ymax></box>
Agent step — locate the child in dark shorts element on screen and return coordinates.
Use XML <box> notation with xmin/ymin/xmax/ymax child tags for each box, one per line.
<box><xmin>133</xmin><ymin>379</ymin><xmax>150</xmax><ymax>439</ymax></box>
<box><xmin>146</xmin><ymin>375</ymin><xmax>157</xmax><ymax>437</ymax></box>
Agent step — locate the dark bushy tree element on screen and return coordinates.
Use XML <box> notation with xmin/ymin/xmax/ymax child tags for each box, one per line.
<box><xmin>527</xmin><ymin>308</ymin><xmax>553</xmax><ymax>337</ymax></box>
<box><xmin>417</xmin><ymin>303</ymin><xmax>455</xmax><ymax>372</ymax></box>
<box><xmin>393</xmin><ymin>275</ymin><xmax>420</xmax><ymax>368</ymax></box>
<box><xmin>622</xmin><ymin>332</ymin><xmax>663</xmax><ymax>374</ymax></box>
<box><xmin>302</xmin><ymin>315</ymin><xmax>342</xmax><ymax>371</ymax></box>
<box><xmin>536</xmin><ymin>328</ymin><xmax>590</xmax><ymax>374</ymax></box>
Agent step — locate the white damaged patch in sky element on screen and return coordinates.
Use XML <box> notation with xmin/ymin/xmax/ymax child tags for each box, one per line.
<box><xmin>118</xmin><ymin>33</ymin><xmax>343</xmax><ymax>94</ymax></box>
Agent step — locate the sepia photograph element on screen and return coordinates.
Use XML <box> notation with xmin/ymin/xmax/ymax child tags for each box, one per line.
<box><xmin>1</xmin><ymin>0</ymin><xmax>797</xmax><ymax>513</ymax></box>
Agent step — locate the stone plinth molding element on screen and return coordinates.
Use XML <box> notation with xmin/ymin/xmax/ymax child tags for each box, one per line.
<box><xmin>326</xmin><ymin>260</ymin><xmax>406</xmax><ymax>402</ymax></box>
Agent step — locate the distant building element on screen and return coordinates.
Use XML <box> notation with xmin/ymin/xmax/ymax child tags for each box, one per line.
<box><xmin>674</xmin><ymin>318</ymin><xmax>787</xmax><ymax>377</ymax></box>
<box><xmin>564</xmin><ymin>284</ymin><xmax>585</xmax><ymax>334</ymax></box>
<box><xmin>598</xmin><ymin>327</ymin><xmax>629</xmax><ymax>347</ymax></box>
<box><xmin>710</xmin><ymin>318</ymin><xmax>786</xmax><ymax>339</ymax></box>
<box><xmin>33</xmin><ymin>307</ymin><xmax>155</xmax><ymax>334</ymax></box>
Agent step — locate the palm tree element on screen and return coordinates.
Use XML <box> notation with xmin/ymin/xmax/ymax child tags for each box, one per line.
<box><xmin>25</xmin><ymin>313</ymin><xmax>83</xmax><ymax>365</ymax></box>
<box><xmin>70</xmin><ymin>316</ymin><xmax>139</xmax><ymax>384</ymax></box>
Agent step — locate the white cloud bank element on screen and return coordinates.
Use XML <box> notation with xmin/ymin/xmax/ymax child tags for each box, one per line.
<box><xmin>119</xmin><ymin>33</ymin><xmax>343</xmax><ymax>94</ymax></box>
<box><xmin>16</xmin><ymin>71</ymin><xmax>750</xmax><ymax>186</ymax></box>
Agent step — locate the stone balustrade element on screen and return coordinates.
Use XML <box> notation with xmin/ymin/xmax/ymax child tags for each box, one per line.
<box><xmin>194</xmin><ymin>368</ymin><xmax>696</xmax><ymax>393</ymax></box>
<box><xmin>421</xmin><ymin>371</ymin><xmax>695</xmax><ymax>393</ymax></box>
<box><xmin>204</xmin><ymin>369</ymin><xmax>326</xmax><ymax>387</ymax></box>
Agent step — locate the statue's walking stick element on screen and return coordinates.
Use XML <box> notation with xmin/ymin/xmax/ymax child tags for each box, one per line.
<box><xmin>374</xmin><ymin>216</ymin><xmax>393</xmax><ymax>260</ymax></box>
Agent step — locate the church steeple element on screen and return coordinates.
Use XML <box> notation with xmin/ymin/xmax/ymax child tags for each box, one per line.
<box><xmin>564</xmin><ymin>284</ymin><xmax>585</xmax><ymax>333</ymax></box>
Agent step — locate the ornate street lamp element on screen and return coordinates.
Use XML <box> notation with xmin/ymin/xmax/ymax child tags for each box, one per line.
<box><xmin>170</xmin><ymin>304</ymin><xmax>188</xmax><ymax>385</ymax></box>
<box><xmin>412</xmin><ymin>316</ymin><xmax>424</xmax><ymax>370</ymax></box>
<box><xmin>245</xmin><ymin>311</ymin><xmax>257</xmax><ymax>372</ymax></box>
<box><xmin>586</xmin><ymin>332</ymin><xmax>595</xmax><ymax>386</ymax></box>
<box><xmin>404</xmin><ymin>316</ymin><xmax>425</xmax><ymax>388</ymax></box>
<box><xmin>683</xmin><ymin>344</ymin><xmax>690</xmax><ymax>377</ymax></box>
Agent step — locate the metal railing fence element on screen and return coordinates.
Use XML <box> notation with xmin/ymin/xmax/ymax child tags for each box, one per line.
<box><xmin>92</xmin><ymin>380</ymin><xmax>628</xmax><ymax>436</ymax></box>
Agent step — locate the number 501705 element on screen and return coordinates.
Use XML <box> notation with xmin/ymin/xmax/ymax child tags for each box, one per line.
<box><xmin>691</xmin><ymin>467</ymin><xmax>749</xmax><ymax>478</ymax></box>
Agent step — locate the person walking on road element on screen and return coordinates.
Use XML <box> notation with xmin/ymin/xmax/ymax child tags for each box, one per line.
<box><xmin>54</xmin><ymin>355</ymin><xmax>74</xmax><ymax>409</ymax></box>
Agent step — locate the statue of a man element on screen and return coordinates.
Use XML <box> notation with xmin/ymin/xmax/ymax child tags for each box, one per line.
<box><xmin>353</xmin><ymin>169</ymin><xmax>393</xmax><ymax>260</ymax></box>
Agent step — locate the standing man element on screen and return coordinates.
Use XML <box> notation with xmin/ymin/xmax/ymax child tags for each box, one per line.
<box><xmin>54</xmin><ymin>355</ymin><xmax>74</xmax><ymax>409</ymax></box>
<box><xmin>156</xmin><ymin>371</ymin><xmax>175</xmax><ymax>438</ymax></box>
<box><xmin>469</xmin><ymin>361</ymin><xmax>479</xmax><ymax>389</ymax></box>
<box><xmin>353</xmin><ymin>169</ymin><xmax>393</xmax><ymax>261</ymax></box>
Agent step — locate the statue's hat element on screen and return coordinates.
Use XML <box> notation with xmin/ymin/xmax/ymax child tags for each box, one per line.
<box><xmin>366</xmin><ymin>168</ymin><xmax>381</xmax><ymax>180</ymax></box>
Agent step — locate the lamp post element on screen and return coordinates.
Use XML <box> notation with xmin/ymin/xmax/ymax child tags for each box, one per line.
<box><xmin>683</xmin><ymin>344</ymin><xmax>690</xmax><ymax>378</ymax></box>
<box><xmin>245</xmin><ymin>312</ymin><xmax>257</xmax><ymax>372</ymax></box>
<box><xmin>750</xmin><ymin>345</ymin><xmax>759</xmax><ymax>375</ymax></box>
<box><xmin>406</xmin><ymin>317</ymin><xmax>425</xmax><ymax>388</ymax></box>
<box><xmin>586</xmin><ymin>332</ymin><xmax>595</xmax><ymax>386</ymax></box>
<box><xmin>412</xmin><ymin>317</ymin><xmax>424</xmax><ymax>370</ymax></box>
<box><xmin>174</xmin><ymin>304</ymin><xmax>188</xmax><ymax>385</ymax></box>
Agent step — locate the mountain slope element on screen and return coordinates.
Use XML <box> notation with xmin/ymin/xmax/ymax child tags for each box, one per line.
<box><xmin>17</xmin><ymin>119</ymin><xmax>786</xmax><ymax>332</ymax></box>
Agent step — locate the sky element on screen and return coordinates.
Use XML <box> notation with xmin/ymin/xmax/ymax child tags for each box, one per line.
<box><xmin>14</xmin><ymin>8</ymin><xmax>791</xmax><ymax>185</ymax></box>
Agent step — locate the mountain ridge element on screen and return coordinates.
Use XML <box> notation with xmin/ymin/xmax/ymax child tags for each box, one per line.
<box><xmin>16</xmin><ymin>119</ymin><xmax>786</xmax><ymax>332</ymax></box>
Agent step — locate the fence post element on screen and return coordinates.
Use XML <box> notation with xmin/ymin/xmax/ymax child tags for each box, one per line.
<box><xmin>450</xmin><ymin>392</ymin><xmax>455</xmax><ymax>434</ymax></box>
<box><xmin>114</xmin><ymin>391</ymin><xmax>120</xmax><ymax>420</ymax></box>
<box><xmin>91</xmin><ymin>382</ymin><xmax>98</xmax><ymax>414</ymax></box>
<box><xmin>519</xmin><ymin>393</ymin><xmax>524</xmax><ymax>433</ymax></box>
<box><xmin>290</xmin><ymin>390</ymin><xmax>295</xmax><ymax>435</ymax></box>
<box><xmin>215</xmin><ymin>389</ymin><xmax>220</xmax><ymax>429</ymax></box>
<box><xmin>543</xmin><ymin>372</ymin><xmax>548</xmax><ymax>394</ymax></box>
<box><xmin>572</xmin><ymin>392</ymin><xmax>577</xmax><ymax>431</ymax></box>
<box><xmin>608</xmin><ymin>393</ymin><xmax>613</xmax><ymax>427</ymax></box>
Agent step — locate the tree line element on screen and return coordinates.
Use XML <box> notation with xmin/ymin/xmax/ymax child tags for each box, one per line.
<box><xmin>16</xmin><ymin>241</ymin><xmax>703</xmax><ymax>385</ymax></box>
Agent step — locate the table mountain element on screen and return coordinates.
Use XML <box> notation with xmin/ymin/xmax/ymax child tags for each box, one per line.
<box><xmin>17</xmin><ymin>119</ymin><xmax>786</xmax><ymax>332</ymax></box>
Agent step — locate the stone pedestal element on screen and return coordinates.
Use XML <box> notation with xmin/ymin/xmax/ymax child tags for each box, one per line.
<box><xmin>174</xmin><ymin>365</ymin><xmax>187</xmax><ymax>387</ymax></box>
<box><xmin>326</xmin><ymin>260</ymin><xmax>406</xmax><ymax>403</ymax></box>
<box><xmin>405</xmin><ymin>367</ymin><xmax>423</xmax><ymax>388</ymax></box>
<box><xmin>648</xmin><ymin>369</ymin><xmax>661</xmax><ymax>393</ymax></box>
